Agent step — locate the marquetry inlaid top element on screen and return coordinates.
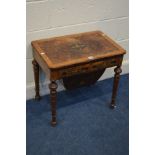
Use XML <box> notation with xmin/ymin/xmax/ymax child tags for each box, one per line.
<box><xmin>31</xmin><ymin>31</ymin><xmax>126</xmax><ymax>69</ymax></box>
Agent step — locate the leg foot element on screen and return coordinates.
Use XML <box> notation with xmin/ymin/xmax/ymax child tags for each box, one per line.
<box><xmin>51</xmin><ymin>120</ymin><xmax>57</xmax><ymax>126</ymax></box>
<box><xmin>110</xmin><ymin>104</ymin><xmax>116</xmax><ymax>109</ymax></box>
<box><xmin>35</xmin><ymin>95</ymin><xmax>41</xmax><ymax>101</ymax></box>
<box><xmin>49</xmin><ymin>81</ymin><xmax>58</xmax><ymax>127</ymax></box>
<box><xmin>110</xmin><ymin>66</ymin><xmax>122</xmax><ymax>108</ymax></box>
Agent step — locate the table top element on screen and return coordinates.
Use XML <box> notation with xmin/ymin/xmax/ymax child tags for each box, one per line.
<box><xmin>32</xmin><ymin>31</ymin><xmax>126</xmax><ymax>69</ymax></box>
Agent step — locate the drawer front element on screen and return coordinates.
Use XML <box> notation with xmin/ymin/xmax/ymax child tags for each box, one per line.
<box><xmin>52</xmin><ymin>56</ymin><xmax>123</xmax><ymax>79</ymax></box>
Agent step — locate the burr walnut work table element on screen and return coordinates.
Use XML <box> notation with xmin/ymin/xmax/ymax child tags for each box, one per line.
<box><xmin>31</xmin><ymin>31</ymin><xmax>126</xmax><ymax>126</ymax></box>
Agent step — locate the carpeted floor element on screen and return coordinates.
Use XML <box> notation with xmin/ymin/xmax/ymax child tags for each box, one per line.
<box><xmin>26</xmin><ymin>74</ymin><xmax>129</xmax><ymax>155</ymax></box>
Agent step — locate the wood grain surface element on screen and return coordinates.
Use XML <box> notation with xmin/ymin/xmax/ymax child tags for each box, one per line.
<box><xmin>32</xmin><ymin>31</ymin><xmax>126</xmax><ymax>69</ymax></box>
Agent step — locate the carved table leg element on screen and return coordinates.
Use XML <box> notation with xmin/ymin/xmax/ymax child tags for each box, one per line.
<box><xmin>49</xmin><ymin>81</ymin><xmax>58</xmax><ymax>126</ymax></box>
<box><xmin>110</xmin><ymin>66</ymin><xmax>122</xmax><ymax>109</ymax></box>
<box><xmin>32</xmin><ymin>59</ymin><xmax>41</xmax><ymax>100</ymax></box>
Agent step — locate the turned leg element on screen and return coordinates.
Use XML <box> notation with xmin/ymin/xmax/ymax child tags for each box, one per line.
<box><xmin>49</xmin><ymin>80</ymin><xmax>58</xmax><ymax>126</ymax></box>
<box><xmin>32</xmin><ymin>59</ymin><xmax>41</xmax><ymax>100</ymax></box>
<box><xmin>110</xmin><ymin>66</ymin><xmax>122</xmax><ymax>109</ymax></box>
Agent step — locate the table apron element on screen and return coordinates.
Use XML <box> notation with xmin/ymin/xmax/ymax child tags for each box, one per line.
<box><xmin>50</xmin><ymin>55</ymin><xmax>123</xmax><ymax>80</ymax></box>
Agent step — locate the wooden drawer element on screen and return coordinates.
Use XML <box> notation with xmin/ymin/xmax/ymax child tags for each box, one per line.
<box><xmin>55</xmin><ymin>56</ymin><xmax>122</xmax><ymax>79</ymax></box>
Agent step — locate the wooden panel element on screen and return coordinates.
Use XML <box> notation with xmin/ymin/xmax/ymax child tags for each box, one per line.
<box><xmin>32</xmin><ymin>31</ymin><xmax>126</xmax><ymax>69</ymax></box>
